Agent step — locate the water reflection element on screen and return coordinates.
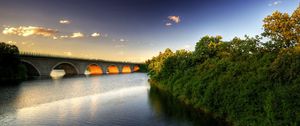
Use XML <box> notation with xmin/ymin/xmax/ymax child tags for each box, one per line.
<box><xmin>148</xmin><ymin>87</ymin><xmax>228</xmax><ymax>126</ymax></box>
<box><xmin>0</xmin><ymin>85</ymin><xmax>21</xmax><ymax>114</ymax></box>
<box><xmin>50</xmin><ymin>70</ymin><xmax>65</xmax><ymax>79</ymax></box>
<box><xmin>0</xmin><ymin>73</ymin><xmax>227</xmax><ymax>126</ymax></box>
<box><xmin>8</xmin><ymin>86</ymin><xmax>148</xmax><ymax>125</ymax></box>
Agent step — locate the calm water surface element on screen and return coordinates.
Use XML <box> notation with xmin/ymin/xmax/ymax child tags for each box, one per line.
<box><xmin>0</xmin><ymin>73</ymin><xmax>226</xmax><ymax>126</ymax></box>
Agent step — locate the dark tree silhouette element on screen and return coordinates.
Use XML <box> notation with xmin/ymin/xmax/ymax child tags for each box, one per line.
<box><xmin>0</xmin><ymin>42</ymin><xmax>26</xmax><ymax>85</ymax></box>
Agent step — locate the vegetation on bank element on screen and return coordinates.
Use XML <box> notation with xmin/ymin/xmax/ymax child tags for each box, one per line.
<box><xmin>0</xmin><ymin>42</ymin><xmax>27</xmax><ymax>84</ymax></box>
<box><xmin>138</xmin><ymin>64</ymin><xmax>148</xmax><ymax>72</ymax></box>
<box><xmin>146</xmin><ymin>6</ymin><xmax>300</xmax><ymax>125</ymax></box>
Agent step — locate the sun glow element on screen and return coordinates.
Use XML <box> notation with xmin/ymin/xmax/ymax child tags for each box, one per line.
<box><xmin>122</xmin><ymin>65</ymin><xmax>131</xmax><ymax>73</ymax></box>
<box><xmin>87</xmin><ymin>64</ymin><xmax>103</xmax><ymax>75</ymax></box>
<box><xmin>107</xmin><ymin>65</ymin><xmax>119</xmax><ymax>74</ymax></box>
<box><xmin>133</xmin><ymin>66</ymin><xmax>140</xmax><ymax>72</ymax></box>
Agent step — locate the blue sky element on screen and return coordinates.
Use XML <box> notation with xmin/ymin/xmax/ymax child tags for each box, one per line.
<box><xmin>0</xmin><ymin>0</ymin><xmax>299</xmax><ymax>62</ymax></box>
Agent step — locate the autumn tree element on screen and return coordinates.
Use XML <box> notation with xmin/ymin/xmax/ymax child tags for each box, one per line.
<box><xmin>262</xmin><ymin>5</ymin><xmax>300</xmax><ymax>48</ymax></box>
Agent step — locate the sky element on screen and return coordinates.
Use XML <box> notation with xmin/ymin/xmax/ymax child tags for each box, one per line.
<box><xmin>0</xmin><ymin>0</ymin><xmax>299</xmax><ymax>62</ymax></box>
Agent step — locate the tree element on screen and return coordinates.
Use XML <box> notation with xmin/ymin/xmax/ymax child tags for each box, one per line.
<box><xmin>159</xmin><ymin>49</ymin><xmax>192</xmax><ymax>78</ymax></box>
<box><xmin>262</xmin><ymin>5</ymin><xmax>300</xmax><ymax>48</ymax></box>
<box><xmin>0</xmin><ymin>42</ymin><xmax>26</xmax><ymax>84</ymax></box>
<box><xmin>193</xmin><ymin>35</ymin><xmax>223</xmax><ymax>62</ymax></box>
<box><xmin>146</xmin><ymin>5</ymin><xmax>300</xmax><ymax>126</ymax></box>
<box><xmin>146</xmin><ymin>48</ymin><xmax>174</xmax><ymax>79</ymax></box>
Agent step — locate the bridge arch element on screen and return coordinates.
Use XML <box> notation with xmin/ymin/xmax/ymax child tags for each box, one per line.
<box><xmin>121</xmin><ymin>65</ymin><xmax>132</xmax><ymax>73</ymax></box>
<box><xmin>86</xmin><ymin>63</ymin><xmax>104</xmax><ymax>75</ymax></box>
<box><xmin>21</xmin><ymin>60</ymin><xmax>41</xmax><ymax>77</ymax></box>
<box><xmin>133</xmin><ymin>65</ymin><xmax>140</xmax><ymax>72</ymax></box>
<box><xmin>51</xmin><ymin>62</ymin><xmax>79</xmax><ymax>76</ymax></box>
<box><xmin>106</xmin><ymin>65</ymin><xmax>120</xmax><ymax>74</ymax></box>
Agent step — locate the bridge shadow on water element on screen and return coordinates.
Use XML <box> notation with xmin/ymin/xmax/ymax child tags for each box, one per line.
<box><xmin>148</xmin><ymin>86</ymin><xmax>231</xmax><ymax>126</ymax></box>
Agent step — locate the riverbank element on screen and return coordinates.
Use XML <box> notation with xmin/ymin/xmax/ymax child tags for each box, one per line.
<box><xmin>147</xmin><ymin>47</ymin><xmax>300</xmax><ymax>125</ymax></box>
<box><xmin>149</xmin><ymin>82</ymin><xmax>231</xmax><ymax>126</ymax></box>
<box><xmin>146</xmin><ymin>6</ymin><xmax>300</xmax><ymax>126</ymax></box>
<box><xmin>149</xmin><ymin>69</ymin><xmax>299</xmax><ymax>126</ymax></box>
<box><xmin>149</xmin><ymin>79</ymin><xmax>233</xmax><ymax>123</ymax></box>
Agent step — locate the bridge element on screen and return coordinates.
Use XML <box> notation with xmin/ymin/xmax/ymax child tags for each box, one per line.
<box><xmin>20</xmin><ymin>53</ymin><xmax>144</xmax><ymax>77</ymax></box>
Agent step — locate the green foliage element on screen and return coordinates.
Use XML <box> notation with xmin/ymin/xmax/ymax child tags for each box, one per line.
<box><xmin>0</xmin><ymin>42</ymin><xmax>26</xmax><ymax>84</ymax></box>
<box><xmin>137</xmin><ymin>64</ymin><xmax>148</xmax><ymax>72</ymax></box>
<box><xmin>193</xmin><ymin>35</ymin><xmax>224</xmax><ymax>63</ymax></box>
<box><xmin>146</xmin><ymin>48</ymin><xmax>174</xmax><ymax>80</ymax></box>
<box><xmin>146</xmin><ymin>12</ymin><xmax>300</xmax><ymax>125</ymax></box>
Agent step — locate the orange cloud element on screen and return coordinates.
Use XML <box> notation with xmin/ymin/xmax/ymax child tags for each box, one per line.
<box><xmin>168</xmin><ymin>16</ymin><xmax>180</xmax><ymax>24</ymax></box>
<box><xmin>2</xmin><ymin>26</ymin><xmax>57</xmax><ymax>37</ymax></box>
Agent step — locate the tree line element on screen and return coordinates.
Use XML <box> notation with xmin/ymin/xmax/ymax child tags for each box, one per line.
<box><xmin>146</xmin><ymin>6</ymin><xmax>300</xmax><ymax>126</ymax></box>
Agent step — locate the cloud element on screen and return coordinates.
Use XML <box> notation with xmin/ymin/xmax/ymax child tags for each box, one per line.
<box><xmin>268</xmin><ymin>1</ymin><xmax>282</xmax><ymax>6</ymax></box>
<box><xmin>70</xmin><ymin>32</ymin><xmax>84</xmax><ymax>38</ymax></box>
<box><xmin>165</xmin><ymin>22</ymin><xmax>172</xmax><ymax>26</ymax></box>
<box><xmin>120</xmin><ymin>38</ymin><xmax>125</xmax><ymax>42</ymax></box>
<box><xmin>168</xmin><ymin>16</ymin><xmax>181</xmax><ymax>24</ymax></box>
<box><xmin>115</xmin><ymin>38</ymin><xmax>128</xmax><ymax>48</ymax></box>
<box><xmin>2</xmin><ymin>26</ymin><xmax>57</xmax><ymax>37</ymax></box>
<box><xmin>2</xmin><ymin>25</ymin><xmax>113</xmax><ymax>40</ymax></box>
<box><xmin>7</xmin><ymin>40</ymin><xmax>17</xmax><ymax>45</ymax></box>
<box><xmin>91</xmin><ymin>32</ymin><xmax>100</xmax><ymax>37</ymax></box>
<box><xmin>59</xmin><ymin>19</ymin><xmax>71</xmax><ymax>24</ymax></box>
<box><xmin>60</xmin><ymin>35</ymin><xmax>69</xmax><ymax>39</ymax></box>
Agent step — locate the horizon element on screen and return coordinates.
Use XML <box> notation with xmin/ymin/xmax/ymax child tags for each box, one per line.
<box><xmin>0</xmin><ymin>0</ymin><xmax>299</xmax><ymax>62</ymax></box>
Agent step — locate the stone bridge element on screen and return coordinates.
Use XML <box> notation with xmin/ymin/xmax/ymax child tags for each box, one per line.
<box><xmin>20</xmin><ymin>54</ymin><xmax>143</xmax><ymax>77</ymax></box>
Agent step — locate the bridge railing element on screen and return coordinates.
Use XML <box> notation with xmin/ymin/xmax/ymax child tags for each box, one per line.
<box><xmin>19</xmin><ymin>51</ymin><xmax>145</xmax><ymax>64</ymax></box>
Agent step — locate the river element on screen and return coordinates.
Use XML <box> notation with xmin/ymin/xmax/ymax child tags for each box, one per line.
<box><xmin>0</xmin><ymin>73</ymin><xmax>226</xmax><ymax>126</ymax></box>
